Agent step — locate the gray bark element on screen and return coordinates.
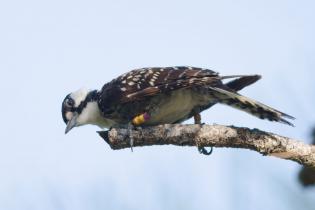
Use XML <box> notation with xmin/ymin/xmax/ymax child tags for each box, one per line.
<box><xmin>98</xmin><ymin>124</ymin><xmax>315</xmax><ymax>168</ymax></box>
<box><xmin>299</xmin><ymin>127</ymin><xmax>315</xmax><ymax>186</ymax></box>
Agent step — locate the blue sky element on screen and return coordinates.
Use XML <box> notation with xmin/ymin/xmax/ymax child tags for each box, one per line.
<box><xmin>0</xmin><ymin>0</ymin><xmax>315</xmax><ymax>209</ymax></box>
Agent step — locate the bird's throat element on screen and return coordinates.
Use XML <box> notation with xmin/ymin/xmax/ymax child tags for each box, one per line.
<box><xmin>76</xmin><ymin>101</ymin><xmax>116</xmax><ymax>128</ymax></box>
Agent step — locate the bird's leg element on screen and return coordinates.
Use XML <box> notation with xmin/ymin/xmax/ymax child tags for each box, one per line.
<box><xmin>127</xmin><ymin>122</ymin><xmax>134</xmax><ymax>152</ymax></box>
<box><xmin>194</xmin><ymin>112</ymin><xmax>213</xmax><ymax>155</ymax></box>
<box><xmin>128</xmin><ymin>112</ymin><xmax>151</xmax><ymax>151</ymax></box>
<box><xmin>194</xmin><ymin>113</ymin><xmax>202</xmax><ymax>124</ymax></box>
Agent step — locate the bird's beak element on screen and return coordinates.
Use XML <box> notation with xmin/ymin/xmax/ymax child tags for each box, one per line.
<box><xmin>65</xmin><ymin>113</ymin><xmax>78</xmax><ymax>134</ymax></box>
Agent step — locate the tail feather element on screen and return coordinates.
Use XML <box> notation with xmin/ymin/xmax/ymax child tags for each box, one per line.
<box><xmin>209</xmin><ymin>87</ymin><xmax>295</xmax><ymax>126</ymax></box>
<box><xmin>225</xmin><ymin>75</ymin><xmax>262</xmax><ymax>92</ymax></box>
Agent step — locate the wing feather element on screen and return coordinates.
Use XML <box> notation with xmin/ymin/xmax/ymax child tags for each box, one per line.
<box><xmin>117</xmin><ymin>66</ymin><xmax>219</xmax><ymax>102</ymax></box>
<box><xmin>98</xmin><ymin>66</ymin><xmax>219</xmax><ymax>114</ymax></box>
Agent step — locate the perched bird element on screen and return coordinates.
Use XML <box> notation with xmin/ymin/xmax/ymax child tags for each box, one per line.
<box><xmin>62</xmin><ymin>66</ymin><xmax>294</xmax><ymax>152</ymax></box>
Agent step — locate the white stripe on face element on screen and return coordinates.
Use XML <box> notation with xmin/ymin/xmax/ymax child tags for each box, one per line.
<box><xmin>70</xmin><ymin>87</ymin><xmax>90</xmax><ymax>107</ymax></box>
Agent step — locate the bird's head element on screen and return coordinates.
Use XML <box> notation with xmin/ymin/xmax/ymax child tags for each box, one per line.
<box><xmin>61</xmin><ymin>88</ymin><xmax>98</xmax><ymax>134</ymax></box>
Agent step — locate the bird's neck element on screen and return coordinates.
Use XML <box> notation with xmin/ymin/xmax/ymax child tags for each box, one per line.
<box><xmin>76</xmin><ymin>100</ymin><xmax>117</xmax><ymax>129</ymax></box>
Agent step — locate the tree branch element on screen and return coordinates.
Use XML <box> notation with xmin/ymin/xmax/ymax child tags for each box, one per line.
<box><xmin>299</xmin><ymin>127</ymin><xmax>315</xmax><ymax>186</ymax></box>
<box><xmin>98</xmin><ymin>124</ymin><xmax>315</xmax><ymax>168</ymax></box>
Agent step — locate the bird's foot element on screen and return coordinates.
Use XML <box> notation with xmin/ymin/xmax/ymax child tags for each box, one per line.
<box><xmin>127</xmin><ymin>122</ymin><xmax>134</xmax><ymax>152</ymax></box>
<box><xmin>128</xmin><ymin>112</ymin><xmax>151</xmax><ymax>152</ymax></box>
<box><xmin>198</xmin><ymin>146</ymin><xmax>213</xmax><ymax>155</ymax></box>
<box><xmin>193</xmin><ymin>112</ymin><xmax>213</xmax><ymax>155</ymax></box>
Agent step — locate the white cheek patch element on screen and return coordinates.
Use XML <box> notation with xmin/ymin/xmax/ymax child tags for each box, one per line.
<box><xmin>66</xmin><ymin>112</ymin><xmax>73</xmax><ymax>121</ymax></box>
<box><xmin>70</xmin><ymin>87</ymin><xmax>89</xmax><ymax>107</ymax></box>
<box><xmin>76</xmin><ymin>102</ymin><xmax>101</xmax><ymax>126</ymax></box>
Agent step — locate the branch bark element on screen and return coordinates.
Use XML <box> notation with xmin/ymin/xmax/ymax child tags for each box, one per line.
<box><xmin>98</xmin><ymin>124</ymin><xmax>315</xmax><ymax>168</ymax></box>
<box><xmin>299</xmin><ymin>127</ymin><xmax>315</xmax><ymax>186</ymax></box>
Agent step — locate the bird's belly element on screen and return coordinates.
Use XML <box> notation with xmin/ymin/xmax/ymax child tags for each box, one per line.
<box><xmin>145</xmin><ymin>89</ymin><xmax>210</xmax><ymax>125</ymax></box>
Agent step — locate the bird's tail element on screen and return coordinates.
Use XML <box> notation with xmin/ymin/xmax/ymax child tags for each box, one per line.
<box><xmin>209</xmin><ymin>86</ymin><xmax>295</xmax><ymax>126</ymax></box>
<box><xmin>224</xmin><ymin>75</ymin><xmax>262</xmax><ymax>92</ymax></box>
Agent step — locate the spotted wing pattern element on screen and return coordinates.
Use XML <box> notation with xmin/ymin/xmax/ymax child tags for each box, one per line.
<box><xmin>98</xmin><ymin>66</ymin><xmax>294</xmax><ymax>126</ymax></box>
<box><xmin>98</xmin><ymin>66</ymin><xmax>221</xmax><ymax>114</ymax></box>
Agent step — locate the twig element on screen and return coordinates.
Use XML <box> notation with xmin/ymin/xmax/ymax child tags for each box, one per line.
<box><xmin>97</xmin><ymin>124</ymin><xmax>315</xmax><ymax>168</ymax></box>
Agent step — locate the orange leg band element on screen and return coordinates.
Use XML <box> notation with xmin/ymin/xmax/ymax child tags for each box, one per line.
<box><xmin>132</xmin><ymin>113</ymin><xmax>151</xmax><ymax>126</ymax></box>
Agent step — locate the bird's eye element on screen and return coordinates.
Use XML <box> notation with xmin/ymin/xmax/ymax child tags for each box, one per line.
<box><xmin>65</xmin><ymin>98</ymin><xmax>74</xmax><ymax>107</ymax></box>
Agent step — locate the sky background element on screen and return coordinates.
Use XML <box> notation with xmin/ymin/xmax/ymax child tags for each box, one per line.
<box><xmin>0</xmin><ymin>0</ymin><xmax>315</xmax><ymax>209</ymax></box>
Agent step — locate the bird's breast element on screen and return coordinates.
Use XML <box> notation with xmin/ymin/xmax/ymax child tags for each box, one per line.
<box><xmin>145</xmin><ymin>89</ymin><xmax>213</xmax><ymax>125</ymax></box>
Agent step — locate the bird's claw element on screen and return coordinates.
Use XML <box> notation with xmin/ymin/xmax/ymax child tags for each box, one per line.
<box><xmin>193</xmin><ymin>113</ymin><xmax>212</xmax><ymax>155</ymax></box>
<box><xmin>198</xmin><ymin>146</ymin><xmax>213</xmax><ymax>155</ymax></box>
<box><xmin>127</xmin><ymin>122</ymin><xmax>134</xmax><ymax>152</ymax></box>
<box><xmin>128</xmin><ymin>112</ymin><xmax>150</xmax><ymax>152</ymax></box>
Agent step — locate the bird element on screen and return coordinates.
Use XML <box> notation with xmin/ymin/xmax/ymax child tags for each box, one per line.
<box><xmin>62</xmin><ymin>66</ymin><xmax>294</xmax><ymax>153</ymax></box>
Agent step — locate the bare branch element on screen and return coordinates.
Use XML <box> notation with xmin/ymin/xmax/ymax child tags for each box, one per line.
<box><xmin>98</xmin><ymin>124</ymin><xmax>315</xmax><ymax>168</ymax></box>
<box><xmin>299</xmin><ymin>127</ymin><xmax>315</xmax><ymax>186</ymax></box>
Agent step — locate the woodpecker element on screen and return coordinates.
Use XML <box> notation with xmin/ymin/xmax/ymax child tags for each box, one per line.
<box><xmin>62</xmin><ymin>66</ymin><xmax>294</xmax><ymax>151</ymax></box>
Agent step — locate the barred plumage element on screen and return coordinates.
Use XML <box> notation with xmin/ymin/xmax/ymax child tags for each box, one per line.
<box><xmin>62</xmin><ymin>66</ymin><xmax>294</xmax><ymax>135</ymax></box>
<box><xmin>96</xmin><ymin>66</ymin><xmax>294</xmax><ymax>126</ymax></box>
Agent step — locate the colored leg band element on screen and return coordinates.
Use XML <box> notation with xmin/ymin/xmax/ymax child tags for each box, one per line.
<box><xmin>132</xmin><ymin>113</ymin><xmax>151</xmax><ymax>126</ymax></box>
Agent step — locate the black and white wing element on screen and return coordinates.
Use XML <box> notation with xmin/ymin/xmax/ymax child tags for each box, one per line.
<box><xmin>98</xmin><ymin>66</ymin><xmax>294</xmax><ymax>126</ymax></box>
<box><xmin>98</xmin><ymin>66</ymin><xmax>221</xmax><ymax>114</ymax></box>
